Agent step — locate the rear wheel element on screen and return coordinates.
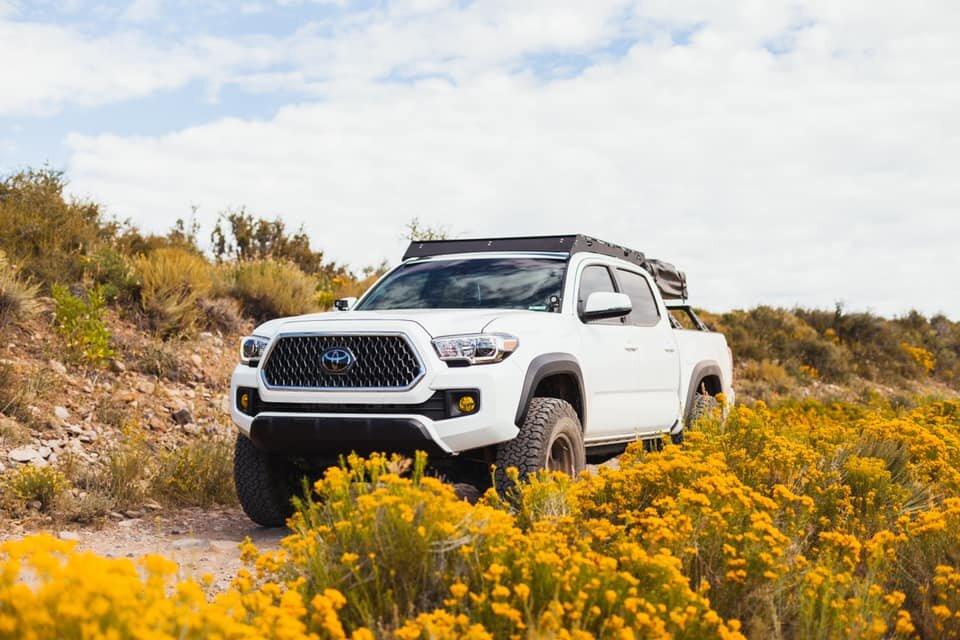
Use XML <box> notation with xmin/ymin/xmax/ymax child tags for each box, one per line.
<box><xmin>672</xmin><ymin>387</ymin><xmax>719</xmax><ymax>444</ymax></box>
<box><xmin>234</xmin><ymin>435</ymin><xmax>301</xmax><ymax>527</ymax></box>
<box><xmin>495</xmin><ymin>397</ymin><xmax>585</xmax><ymax>494</ymax></box>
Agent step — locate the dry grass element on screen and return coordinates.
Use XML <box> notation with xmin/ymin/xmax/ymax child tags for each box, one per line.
<box><xmin>229</xmin><ymin>259</ymin><xmax>318</xmax><ymax>322</ymax></box>
<box><xmin>0</xmin><ymin>251</ymin><xmax>39</xmax><ymax>330</ymax></box>
<box><xmin>135</xmin><ymin>247</ymin><xmax>212</xmax><ymax>337</ymax></box>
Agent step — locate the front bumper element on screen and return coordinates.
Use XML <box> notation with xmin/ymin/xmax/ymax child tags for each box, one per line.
<box><xmin>248</xmin><ymin>415</ymin><xmax>448</xmax><ymax>456</ymax></box>
<box><xmin>230</xmin><ymin>333</ymin><xmax>524</xmax><ymax>456</ymax></box>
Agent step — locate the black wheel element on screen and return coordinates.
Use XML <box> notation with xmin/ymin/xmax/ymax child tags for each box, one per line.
<box><xmin>673</xmin><ymin>390</ymin><xmax>719</xmax><ymax>444</ymax></box>
<box><xmin>495</xmin><ymin>398</ymin><xmax>585</xmax><ymax>494</ymax></box>
<box><xmin>233</xmin><ymin>435</ymin><xmax>300</xmax><ymax>527</ymax></box>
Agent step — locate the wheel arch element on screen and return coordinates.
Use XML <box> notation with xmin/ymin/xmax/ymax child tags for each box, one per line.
<box><xmin>515</xmin><ymin>353</ymin><xmax>586</xmax><ymax>430</ymax></box>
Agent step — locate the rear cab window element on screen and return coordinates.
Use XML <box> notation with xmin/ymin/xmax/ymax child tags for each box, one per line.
<box><xmin>615</xmin><ymin>269</ymin><xmax>661</xmax><ymax>327</ymax></box>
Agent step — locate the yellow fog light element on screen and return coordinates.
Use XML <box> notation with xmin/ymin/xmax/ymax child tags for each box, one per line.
<box><xmin>457</xmin><ymin>394</ymin><xmax>477</xmax><ymax>414</ymax></box>
<box><xmin>239</xmin><ymin>391</ymin><xmax>251</xmax><ymax>412</ymax></box>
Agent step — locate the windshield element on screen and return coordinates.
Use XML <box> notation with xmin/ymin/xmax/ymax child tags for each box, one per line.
<box><xmin>356</xmin><ymin>257</ymin><xmax>566</xmax><ymax>312</ymax></box>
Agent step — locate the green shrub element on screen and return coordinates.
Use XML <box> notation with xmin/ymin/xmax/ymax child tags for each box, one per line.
<box><xmin>82</xmin><ymin>245</ymin><xmax>139</xmax><ymax>305</ymax></box>
<box><xmin>151</xmin><ymin>437</ymin><xmax>236</xmax><ymax>507</ymax></box>
<box><xmin>134</xmin><ymin>247</ymin><xmax>212</xmax><ymax>337</ymax></box>
<box><xmin>1</xmin><ymin>464</ymin><xmax>70</xmax><ymax>512</ymax></box>
<box><xmin>0</xmin><ymin>168</ymin><xmax>116</xmax><ymax>286</ymax></box>
<box><xmin>52</xmin><ymin>285</ymin><xmax>114</xmax><ymax>366</ymax></box>
<box><xmin>229</xmin><ymin>259</ymin><xmax>318</xmax><ymax>322</ymax></box>
<box><xmin>0</xmin><ymin>250</ymin><xmax>39</xmax><ymax>330</ymax></box>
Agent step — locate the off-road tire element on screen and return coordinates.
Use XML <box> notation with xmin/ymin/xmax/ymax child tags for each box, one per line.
<box><xmin>234</xmin><ymin>435</ymin><xmax>299</xmax><ymax>527</ymax></box>
<box><xmin>495</xmin><ymin>397</ymin><xmax>585</xmax><ymax>495</ymax></box>
<box><xmin>672</xmin><ymin>390</ymin><xmax>718</xmax><ymax>444</ymax></box>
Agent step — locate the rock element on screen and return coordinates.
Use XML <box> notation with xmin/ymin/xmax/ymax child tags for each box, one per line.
<box><xmin>181</xmin><ymin>423</ymin><xmax>201</xmax><ymax>435</ymax></box>
<box><xmin>37</xmin><ymin>446</ymin><xmax>52</xmax><ymax>459</ymax></box>
<box><xmin>58</xmin><ymin>531</ymin><xmax>80</xmax><ymax>542</ymax></box>
<box><xmin>171</xmin><ymin>408</ymin><xmax>194</xmax><ymax>426</ymax></box>
<box><xmin>137</xmin><ymin>381</ymin><xmax>156</xmax><ymax>395</ymax></box>
<box><xmin>118</xmin><ymin>519</ymin><xmax>137</xmax><ymax>528</ymax></box>
<box><xmin>171</xmin><ymin>527</ymin><xmax>185</xmax><ymax>535</ymax></box>
<box><xmin>28</xmin><ymin>500</ymin><xmax>42</xmax><ymax>510</ymax></box>
<box><xmin>109</xmin><ymin>359</ymin><xmax>127</xmax><ymax>373</ymax></box>
<box><xmin>48</xmin><ymin>360</ymin><xmax>67</xmax><ymax>375</ymax></box>
<box><xmin>53</xmin><ymin>406</ymin><xmax>70</xmax><ymax>421</ymax></box>
<box><xmin>143</xmin><ymin>500</ymin><xmax>162</xmax><ymax>511</ymax></box>
<box><xmin>123</xmin><ymin>509</ymin><xmax>145</xmax><ymax>519</ymax></box>
<box><xmin>108</xmin><ymin>511</ymin><xmax>125</xmax><ymax>521</ymax></box>
<box><xmin>171</xmin><ymin>538</ymin><xmax>210</xmax><ymax>551</ymax></box>
<box><xmin>190</xmin><ymin>354</ymin><xmax>203</xmax><ymax>367</ymax></box>
<box><xmin>8</xmin><ymin>446</ymin><xmax>41</xmax><ymax>463</ymax></box>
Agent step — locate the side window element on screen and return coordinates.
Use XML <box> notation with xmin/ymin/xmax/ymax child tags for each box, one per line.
<box><xmin>616</xmin><ymin>269</ymin><xmax>661</xmax><ymax>327</ymax></box>
<box><xmin>577</xmin><ymin>265</ymin><xmax>620</xmax><ymax>325</ymax></box>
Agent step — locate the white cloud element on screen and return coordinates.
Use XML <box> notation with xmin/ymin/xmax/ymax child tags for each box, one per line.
<box><xmin>123</xmin><ymin>0</ymin><xmax>162</xmax><ymax>23</ymax></box>
<box><xmin>23</xmin><ymin>0</ymin><xmax>960</xmax><ymax>316</ymax></box>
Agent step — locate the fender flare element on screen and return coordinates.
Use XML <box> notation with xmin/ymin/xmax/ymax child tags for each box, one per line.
<box><xmin>684</xmin><ymin>360</ymin><xmax>723</xmax><ymax>422</ymax></box>
<box><xmin>515</xmin><ymin>353</ymin><xmax>586</xmax><ymax>428</ymax></box>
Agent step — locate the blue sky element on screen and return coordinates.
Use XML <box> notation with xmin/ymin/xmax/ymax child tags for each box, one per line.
<box><xmin>1</xmin><ymin>0</ymin><xmax>958</xmax><ymax>316</ymax></box>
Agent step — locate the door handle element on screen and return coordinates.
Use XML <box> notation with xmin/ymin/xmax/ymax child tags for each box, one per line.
<box><xmin>664</xmin><ymin>346</ymin><xmax>676</xmax><ymax>353</ymax></box>
<box><xmin>625</xmin><ymin>343</ymin><xmax>638</xmax><ymax>352</ymax></box>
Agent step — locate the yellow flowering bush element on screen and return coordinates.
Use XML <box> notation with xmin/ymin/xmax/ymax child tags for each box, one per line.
<box><xmin>3</xmin><ymin>398</ymin><xmax>960</xmax><ymax>639</ymax></box>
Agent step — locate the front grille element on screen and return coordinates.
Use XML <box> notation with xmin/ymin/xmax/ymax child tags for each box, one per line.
<box><xmin>261</xmin><ymin>334</ymin><xmax>423</xmax><ymax>390</ymax></box>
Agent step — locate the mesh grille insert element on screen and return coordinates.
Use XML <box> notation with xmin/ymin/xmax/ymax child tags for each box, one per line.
<box><xmin>262</xmin><ymin>334</ymin><xmax>423</xmax><ymax>389</ymax></box>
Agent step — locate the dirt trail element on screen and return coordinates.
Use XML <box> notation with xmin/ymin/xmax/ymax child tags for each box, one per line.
<box><xmin>2</xmin><ymin>507</ymin><xmax>285</xmax><ymax>591</ymax></box>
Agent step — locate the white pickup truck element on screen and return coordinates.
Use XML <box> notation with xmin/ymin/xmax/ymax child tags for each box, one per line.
<box><xmin>230</xmin><ymin>235</ymin><xmax>734</xmax><ymax>525</ymax></box>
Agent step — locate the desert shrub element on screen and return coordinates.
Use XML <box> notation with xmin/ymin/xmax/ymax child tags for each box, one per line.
<box><xmin>0</xmin><ymin>534</ymin><xmax>333</xmax><ymax>639</ymax></box>
<box><xmin>82</xmin><ymin>244</ymin><xmax>139</xmax><ymax>304</ymax></box>
<box><xmin>0</xmin><ymin>168</ymin><xmax>116</xmax><ymax>286</ymax></box>
<box><xmin>52</xmin><ymin>284</ymin><xmax>114</xmax><ymax>366</ymax></box>
<box><xmin>0</xmin><ymin>416</ymin><xmax>30</xmax><ymax>446</ymax></box>
<box><xmin>738</xmin><ymin>359</ymin><xmax>793</xmax><ymax>396</ymax></box>
<box><xmin>135</xmin><ymin>340</ymin><xmax>186</xmax><ymax>381</ymax></box>
<box><xmin>229</xmin><ymin>259</ymin><xmax>318</xmax><ymax>322</ymax></box>
<box><xmin>134</xmin><ymin>247</ymin><xmax>213</xmax><ymax>337</ymax></box>
<box><xmin>0</xmin><ymin>361</ymin><xmax>56</xmax><ymax>424</ymax></box>
<box><xmin>197</xmin><ymin>296</ymin><xmax>244</xmax><ymax>334</ymax></box>
<box><xmin>151</xmin><ymin>437</ymin><xmax>236</xmax><ymax>507</ymax></box>
<box><xmin>1</xmin><ymin>464</ymin><xmax>69</xmax><ymax>512</ymax></box>
<box><xmin>248</xmin><ymin>452</ymin><xmax>739</xmax><ymax>638</ymax></box>
<box><xmin>94</xmin><ymin>434</ymin><xmax>154</xmax><ymax>510</ymax></box>
<box><xmin>94</xmin><ymin>396</ymin><xmax>130</xmax><ymax>429</ymax></box>
<box><xmin>0</xmin><ymin>250</ymin><xmax>39</xmax><ymax>330</ymax></box>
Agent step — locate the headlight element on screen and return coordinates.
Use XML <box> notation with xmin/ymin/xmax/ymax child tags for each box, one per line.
<box><xmin>240</xmin><ymin>336</ymin><xmax>270</xmax><ymax>365</ymax></box>
<box><xmin>432</xmin><ymin>333</ymin><xmax>519</xmax><ymax>365</ymax></box>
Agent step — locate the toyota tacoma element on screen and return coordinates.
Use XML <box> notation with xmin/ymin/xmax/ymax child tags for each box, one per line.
<box><xmin>230</xmin><ymin>235</ymin><xmax>734</xmax><ymax>525</ymax></box>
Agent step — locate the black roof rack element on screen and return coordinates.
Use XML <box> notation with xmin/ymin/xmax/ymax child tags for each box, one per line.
<box><xmin>403</xmin><ymin>234</ymin><xmax>645</xmax><ymax>266</ymax></box>
<box><xmin>402</xmin><ymin>234</ymin><xmax>688</xmax><ymax>300</ymax></box>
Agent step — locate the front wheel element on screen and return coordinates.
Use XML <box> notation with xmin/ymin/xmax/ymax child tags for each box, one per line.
<box><xmin>234</xmin><ymin>435</ymin><xmax>301</xmax><ymax>527</ymax></box>
<box><xmin>495</xmin><ymin>397</ymin><xmax>585</xmax><ymax>494</ymax></box>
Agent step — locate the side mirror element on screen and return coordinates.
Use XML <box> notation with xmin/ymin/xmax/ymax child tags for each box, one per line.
<box><xmin>334</xmin><ymin>297</ymin><xmax>357</xmax><ymax>311</ymax></box>
<box><xmin>582</xmin><ymin>292</ymin><xmax>632</xmax><ymax>321</ymax></box>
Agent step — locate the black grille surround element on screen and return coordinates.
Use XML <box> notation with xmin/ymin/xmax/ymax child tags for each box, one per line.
<box><xmin>261</xmin><ymin>333</ymin><xmax>424</xmax><ymax>390</ymax></box>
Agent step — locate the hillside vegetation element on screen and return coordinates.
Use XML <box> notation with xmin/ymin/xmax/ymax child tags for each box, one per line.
<box><xmin>0</xmin><ymin>167</ymin><xmax>959</xmax><ymax>638</ymax></box>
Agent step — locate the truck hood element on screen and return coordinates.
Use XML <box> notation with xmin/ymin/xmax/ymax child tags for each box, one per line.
<box><xmin>253</xmin><ymin>309</ymin><xmax>535</xmax><ymax>339</ymax></box>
